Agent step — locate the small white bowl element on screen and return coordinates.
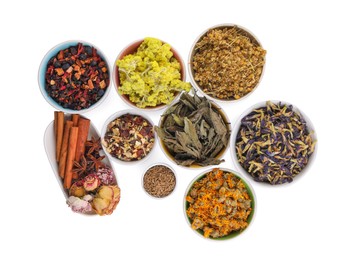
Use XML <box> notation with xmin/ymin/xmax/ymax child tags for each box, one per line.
<box><xmin>142</xmin><ymin>162</ymin><xmax>177</xmax><ymax>199</ymax></box>
<box><xmin>184</xmin><ymin>167</ymin><xmax>256</xmax><ymax>240</ymax></box>
<box><xmin>188</xmin><ymin>23</ymin><xmax>266</xmax><ymax>103</ymax></box>
<box><xmin>230</xmin><ymin>100</ymin><xmax>318</xmax><ymax>185</ymax></box>
<box><xmin>113</xmin><ymin>38</ymin><xmax>186</xmax><ymax>111</ymax></box>
<box><xmin>101</xmin><ymin>109</ymin><xmax>156</xmax><ymax>165</ymax></box>
<box><xmin>38</xmin><ymin>40</ymin><xmax>111</xmax><ymax>114</ymax></box>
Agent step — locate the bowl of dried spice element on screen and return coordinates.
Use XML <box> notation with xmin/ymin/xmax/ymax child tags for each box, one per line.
<box><xmin>231</xmin><ymin>101</ymin><xmax>317</xmax><ymax>185</ymax></box>
<box><xmin>142</xmin><ymin>163</ymin><xmax>177</xmax><ymax>199</ymax></box>
<box><xmin>155</xmin><ymin>90</ymin><xmax>231</xmax><ymax>168</ymax></box>
<box><xmin>38</xmin><ymin>40</ymin><xmax>111</xmax><ymax>114</ymax></box>
<box><xmin>188</xmin><ymin>24</ymin><xmax>266</xmax><ymax>102</ymax></box>
<box><xmin>101</xmin><ymin>110</ymin><xmax>156</xmax><ymax>164</ymax></box>
<box><xmin>113</xmin><ymin>37</ymin><xmax>191</xmax><ymax>110</ymax></box>
<box><xmin>184</xmin><ymin>168</ymin><xmax>256</xmax><ymax>240</ymax></box>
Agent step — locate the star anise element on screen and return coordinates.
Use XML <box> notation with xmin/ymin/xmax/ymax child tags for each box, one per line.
<box><xmin>87</xmin><ymin>154</ymin><xmax>105</xmax><ymax>172</ymax></box>
<box><xmin>72</xmin><ymin>155</ymin><xmax>88</xmax><ymax>177</ymax></box>
<box><xmin>85</xmin><ymin>137</ymin><xmax>102</xmax><ymax>156</ymax></box>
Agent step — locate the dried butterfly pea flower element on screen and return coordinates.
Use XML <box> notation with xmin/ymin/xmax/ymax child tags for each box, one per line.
<box><xmin>192</xmin><ymin>26</ymin><xmax>266</xmax><ymax>100</ymax></box>
<box><xmin>235</xmin><ymin>101</ymin><xmax>316</xmax><ymax>185</ymax></box>
<box><xmin>155</xmin><ymin>91</ymin><xmax>230</xmax><ymax>167</ymax></box>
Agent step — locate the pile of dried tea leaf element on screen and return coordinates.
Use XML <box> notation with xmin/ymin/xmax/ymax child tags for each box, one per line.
<box><xmin>235</xmin><ymin>101</ymin><xmax>316</xmax><ymax>185</ymax></box>
<box><xmin>155</xmin><ymin>91</ymin><xmax>230</xmax><ymax>166</ymax></box>
<box><xmin>192</xmin><ymin>26</ymin><xmax>266</xmax><ymax>100</ymax></box>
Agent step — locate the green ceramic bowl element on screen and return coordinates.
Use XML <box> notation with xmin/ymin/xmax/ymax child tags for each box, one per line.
<box><xmin>184</xmin><ymin>167</ymin><xmax>256</xmax><ymax>240</ymax></box>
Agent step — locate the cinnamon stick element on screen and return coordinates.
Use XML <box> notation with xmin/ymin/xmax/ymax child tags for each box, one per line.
<box><xmin>54</xmin><ymin>111</ymin><xmax>59</xmax><ymax>140</ymax></box>
<box><xmin>64</xmin><ymin>127</ymin><xmax>79</xmax><ymax>189</ymax></box>
<box><xmin>56</xmin><ymin>112</ymin><xmax>64</xmax><ymax>162</ymax></box>
<box><xmin>58</xmin><ymin>120</ymin><xmax>73</xmax><ymax>179</ymax></box>
<box><xmin>73</xmin><ymin>118</ymin><xmax>91</xmax><ymax>179</ymax></box>
<box><xmin>72</xmin><ymin>114</ymin><xmax>80</xmax><ymax>127</ymax></box>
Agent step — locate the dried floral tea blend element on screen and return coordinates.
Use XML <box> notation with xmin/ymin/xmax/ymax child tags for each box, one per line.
<box><xmin>45</xmin><ymin>43</ymin><xmax>109</xmax><ymax>110</ymax></box>
<box><xmin>235</xmin><ymin>101</ymin><xmax>316</xmax><ymax>185</ymax></box>
<box><xmin>155</xmin><ymin>91</ymin><xmax>230</xmax><ymax>167</ymax></box>
<box><xmin>192</xmin><ymin>27</ymin><xmax>266</xmax><ymax>100</ymax></box>
<box><xmin>143</xmin><ymin>165</ymin><xmax>176</xmax><ymax>198</ymax></box>
<box><xmin>186</xmin><ymin>169</ymin><xmax>253</xmax><ymax>238</ymax></box>
<box><xmin>103</xmin><ymin>114</ymin><xmax>155</xmax><ymax>161</ymax></box>
<box><xmin>117</xmin><ymin>38</ymin><xmax>191</xmax><ymax>108</ymax></box>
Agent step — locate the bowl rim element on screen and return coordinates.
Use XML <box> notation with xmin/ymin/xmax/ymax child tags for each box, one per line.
<box><xmin>183</xmin><ymin>167</ymin><xmax>257</xmax><ymax>240</ymax></box>
<box><xmin>141</xmin><ymin>162</ymin><xmax>177</xmax><ymax>199</ymax></box>
<box><xmin>38</xmin><ymin>39</ymin><xmax>111</xmax><ymax>114</ymax></box>
<box><xmin>187</xmin><ymin>23</ymin><xmax>266</xmax><ymax>103</ymax></box>
<box><xmin>100</xmin><ymin>109</ymin><xmax>156</xmax><ymax>165</ymax></box>
<box><xmin>156</xmin><ymin>93</ymin><xmax>232</xmax><ymax>169</ymax></box>
<box><xmin>230</xmin><ymin>100</ymin><xmax>318</xmax><ymax>186</ymax></box>
<box><xmin>112</xmin><ymin>38</ymin><xmax>186</xmax><ymax>111</ymax></box>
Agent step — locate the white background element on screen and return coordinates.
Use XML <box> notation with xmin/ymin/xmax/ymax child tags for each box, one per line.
<box><xmin>1</xmin><ymin>0</ymin><xmax>352</xmax><ymax>259</ymax></box>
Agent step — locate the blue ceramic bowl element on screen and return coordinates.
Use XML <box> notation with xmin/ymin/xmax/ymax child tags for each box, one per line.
<box><xmin>38</xmin><ymin>40</ymin><xmax>111</xmax><ymax>114</ymax></box>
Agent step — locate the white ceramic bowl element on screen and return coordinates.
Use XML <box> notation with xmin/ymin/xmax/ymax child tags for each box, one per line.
<box><xmin>113</xmin><ymin>38</ymin><xmax>186</xmax><ymax>111</ymax></box>
<box><xmin>184</xmin><ymin>167</ymin><xmax>256</xmax><ymax>240</ymax></box>
<box><xmin>38</xmin><ymin>40</ymin><xmax>111</xmax><ymax>114</ymax></box>
<box><xmin>188</xmin><ymin>23</ymin><xmax>266</xmax><ymax>103</ymax></box>
<box><xmin>101</xmin><ymin>109</ymin><xmax>156</xmax><ymax>165</ymax></box>
<box><xmin>142</xmin><ymin>162</ymin><xmax>177</xmax><ymax>199</ymax></box>
<box><xmin>230</xmin><ymin>100</ymin><xmax>318</xmax><ymax>185</ymax></box>
<box><xmin>156</xmin><ymin>95</ymin><xmax>231</xmax><ymax>169</ymax></box>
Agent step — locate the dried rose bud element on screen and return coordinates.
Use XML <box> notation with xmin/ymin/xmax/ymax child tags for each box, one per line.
<box><xmin>92</xmin><ymin>185</ymin><xmax>121</xmax><ymax>216</ymax></box>
<box><xmin>67</xmin><ymin>196</ymin><xmax>92</xmax><ymax>214</ymax></box>
<box><xmin>69</xmin><ymin>181</ymin><xmax>86</xmax><ymax>197</ymax></box>
<box><xmin>83</xmin><ymin>174</ymin><xmax>101</xmax><ymax>191</ymax></box>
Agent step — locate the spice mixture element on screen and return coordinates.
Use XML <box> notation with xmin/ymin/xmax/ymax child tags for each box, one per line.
<box><xmin>45</xmin><ymin>43</ymin><xmax>109</xmax><ymax>110</ymax></box>
<box><xmin>192</xmin><ymin>27</ymin><xmax>266</xmax><ymax>100</ymax></box>
<box><xmin>236</xmin><ymin>101</ymin><xmax>316</xmax><ymax>185</ymax></box>
<box><xmin>53</xmin><ymin>112</ymin><xmax>120</xmax><ymax>216</ymax></box>
<box><xmin>103</xmin><ymin>114</ymin><xmax>155</xmax><ymax>161</ymax></box>
<box><xmin>186</xmin><ymin>169</ymin><xmax>253</xmax><ymax>238</ymax></box>
<box><xmin>143</xmin><ymin>165</ymin><xmax>176</xmax><ymax>198</ymax></box>
<box><xmin>117</xmin><ymin>37</ymin><xmax>191</xmax><ymax>108</ymax></box>
<box><xmin>155</xmin><ymin>91</ymin><xmax>230</xmax><ymax>167</ymax></box>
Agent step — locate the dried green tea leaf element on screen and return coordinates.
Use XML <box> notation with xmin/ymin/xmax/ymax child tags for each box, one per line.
<box><xmin>157</xmin><ymin>92</ymin><xmax>230</xmax><ymax>166</ymax></box>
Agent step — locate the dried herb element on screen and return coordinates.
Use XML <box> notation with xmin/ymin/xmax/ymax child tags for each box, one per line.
<box><xmin>117</xmin><ymin>38</ymin><xmax>191</xmax><ymax>108</ymax></box>
<box><xmin>143</xmin><ymin>165</ymin><xmax>176</xmax><ymax>198</ymax></box>
<box><xmin>102</xmin><ymin>114</ymin><xmax>155</xmax><ymax>161</ymax></box>
<box><xmin>186</xmin><ymin>169</ymin><xmax>253</xmax><ymax>238</ymax></box>
<box><xmin>45</xmin><ymin>43</ymin><xmax>109</xmax><ymax>110</ymax></box>
<box><xmin>192</xmin><ymin>26</ymin><xmax>266</xmax><ymax>100</ymax></box>
<box><xmin>235</xmin><ymin>101</ymin><xmax>316</xmax><ymax>185</ymax></box>
<box><xmin>155</xmin><ymin>91</ymin><xmax>230</xmax><ymax>167</ymax></box>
